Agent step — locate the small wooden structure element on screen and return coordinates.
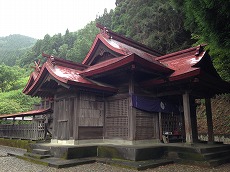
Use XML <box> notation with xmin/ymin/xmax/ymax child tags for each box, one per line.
<box><xmin>19</xmin><ymin>24</ymin><xmax>230</xmax><ymax>144</ymax></box>
<box><xmin>0</xmin><ymin>108</ymin><xmax>52</xmax><ymax>140</ymax></box>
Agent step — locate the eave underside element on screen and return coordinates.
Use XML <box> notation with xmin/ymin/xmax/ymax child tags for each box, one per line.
<box><xmin>141</xmin><ymin>72</ymin><xmax>230</xmax><ymax>99</ymax></box>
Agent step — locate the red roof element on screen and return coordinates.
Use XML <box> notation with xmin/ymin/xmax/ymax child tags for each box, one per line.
<box><xmin>141</xmin><ymin>46</ymin><xmax>205</xmax><ymax>86</ymax></box>
<box><xmin>82</xmin><ymin>27</ymin><xmax>163</xmax><ymax>65</ymax></box>
<box><xmin>0</xmin><ymin>108</ymin><xmax>53</xmax><ymax>119</ymax></box>
<box><xmin>81</xmin><ymin>53</ymin><xmax>173</xmax><ymax>77</ymax></box>
<box><xmin>141</xmin><ymin>45</ymin><xmax>230</xmax><ymax>92</ymax></box>
<box><xmin>23</xmin><ymin>26</ymin><xmax>229</xmax><ymax>97</ymax></box>
<box><xmin>23</xmin><ymin>55</ymin><xmax>117</xmax><ymax>96</ymax></box>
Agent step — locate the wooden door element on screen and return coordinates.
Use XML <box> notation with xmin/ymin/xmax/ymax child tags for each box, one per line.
<box><xmin>56</xmin><ymin>99</ymin><xmax>69</xmax><ymax>140</ymax></box>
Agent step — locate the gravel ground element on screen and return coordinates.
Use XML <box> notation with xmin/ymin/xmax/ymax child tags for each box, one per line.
<box><xmin>0</xmin><ymin>145</ymin><xmax>230</xmax><ymax>172</ymax></box>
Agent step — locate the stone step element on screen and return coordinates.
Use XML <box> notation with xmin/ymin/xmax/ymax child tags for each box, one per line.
<box><xmin>24</xmin><ymin>152</ymin><xmax>51</xmax><ymax>159</ymax></box>
<box><xmin>203</xmin><ymin>150</ymin><xmax>230</xmax><ymax>160</ymax></box>
<box><xmin>208</xmin><ymin>155</ymin><xmax>230</xmax><ymax>167</ymax></box>
<box><xmin>46</xmin><ymin>157</ymin><xmax>95</xmax><ymax>168</ymax></box>
<box><xmin>32</xmin><ymin>149</ymin><xmax>50</xmax><ymax>155</ymax></box>
<box><xmin>199</xmin><ymin>145</ymin><xmax>230</xmax><ymax>154</ymax></box>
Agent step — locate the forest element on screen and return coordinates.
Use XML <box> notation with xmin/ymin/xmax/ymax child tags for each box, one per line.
<box><xmin>0</xmin><ymin>0</ymin><xmax>229</xmax><ymax>115</ymax></box>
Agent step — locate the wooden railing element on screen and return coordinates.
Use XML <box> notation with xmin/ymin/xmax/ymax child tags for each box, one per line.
<box><xmin>0</xmin><ymin>120</ymin><xmax>45</xmax><ymax>140</ymax></box>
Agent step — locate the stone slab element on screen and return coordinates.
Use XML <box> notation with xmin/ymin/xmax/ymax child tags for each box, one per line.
<box><xmin>96</xmin><ymin>158</ymin><xmax>174</xmax><ymax>171</ymax></box>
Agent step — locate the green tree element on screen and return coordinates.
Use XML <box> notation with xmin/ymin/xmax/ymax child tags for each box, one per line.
<box><xmin>111</xmin><ymin>0</ymin><xmax>193</xmax><ymax>53</ymax></box>
<box><xmin>64</xmin><ymin>29</ymin><xmax>77</xmax><ymax>48</ymax></box>
<box><xmin>171</xmin><ymin>0</ymin><xmax>230</xmax><ymax>81</ymax></box>
<box><xmin>58</xmin><ymin>44</ymin><xmax>69</xmax><ymax>58</ymax></box>
<box><xmin>0</xmin><ymin>64</ymin><xmax>19</xmax><ymax>92</ymax></box>
<box><xmin>68</xmin><ymin>21</ymin><xmax>99</xmax><ymax>62</ymax></box>
<box><xmin>0</xmin><ymin>34</ymin><xmax>36</xmax><ymax>66</ymax></box>
<box><xmin>96</xmin><ymin>8</ymin><xmax>114</xmax><ymax>29</ymax></box>
<box><xmin>0</xmin><ymin>88</ymin><xmax>40</xmax><ymax>114</ymax></box>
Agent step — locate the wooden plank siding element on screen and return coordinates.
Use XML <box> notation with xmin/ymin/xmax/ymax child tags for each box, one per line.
<box><xmin>135</xmin><ymin>109</ymin><xmax>158</xmax><ymax>140</ymax></box>
<box><xmin>78</xmin><ymin>92</ymin><xmax>104</xmax><ymax>140</ymax></box>
<box><xmin>52</xmin><ymin>88</ymin><xmax>160</xmax><ymax>142</ymax></box>
<box><xmin>53</xmin><ymin>92</ymin><xmax>77</xmax><ymax>140</ymax></box>
<box><xmin>78</xmin><ymin>126</ymin><xmax>103</xmax><ymax>139</ymax></box>
<box><xmin>79</xmin><ymin>92</ymin><xmax>104</xmax><ymax>126</ymax></box>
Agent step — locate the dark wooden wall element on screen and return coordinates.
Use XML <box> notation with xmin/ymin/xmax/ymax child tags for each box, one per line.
<box><xmin>78</xmin><ymin>92</ymin><xmax>104</xmax><ymax>140</ymax></box>
<box><xmin>53</xmin><ymin>92</ymin><xmax>77</xmax><ymax>140</ymax></box>
<box><xmin>51</xmin><ymin>88</ymin><xmax>161</xmax><ymax>142</ymax></box>
<box><xmin>135</xmin><ymin>109</ymin><xmax>158</xmax><ymax>140</ymax></box>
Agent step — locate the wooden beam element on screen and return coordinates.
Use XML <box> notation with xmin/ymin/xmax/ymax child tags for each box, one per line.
<box><xmin>154</xmin><ymin>90</ymin><xmax>186</xmax><ymax>97</ymax></box>
<box><xmin>205</xmin><ymin>98</ymin><xmax>214</xmax><ymax>143</ymax></box>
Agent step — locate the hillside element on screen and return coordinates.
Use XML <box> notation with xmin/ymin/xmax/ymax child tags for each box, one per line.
<box><xmin>197</xmin><ymin>95</ymin><xmax>230</xmax><ymax>135</ymax></box>
<box><xmin>0</xmin><ymin>34</ymin><xmax>36</xmax><ymax>66</ymax></box>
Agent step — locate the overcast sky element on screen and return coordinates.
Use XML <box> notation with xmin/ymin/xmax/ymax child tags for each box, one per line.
<box><xmin>0</xmin><ymin>0</ymin><xmax>115</xmax><ymax>39</ymax></box>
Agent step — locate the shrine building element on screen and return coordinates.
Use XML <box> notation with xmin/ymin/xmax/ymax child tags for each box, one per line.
<box><xmin>20</xmin><ymin>24</ymin><xmax>230</xmax><ymax>145</ymax></box>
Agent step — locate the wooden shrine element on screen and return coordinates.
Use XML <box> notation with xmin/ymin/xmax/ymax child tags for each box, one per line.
<box><xmin>20</xmin><ymin>24</ymin><xmax>230</xmax><ymax>145</ymax></box>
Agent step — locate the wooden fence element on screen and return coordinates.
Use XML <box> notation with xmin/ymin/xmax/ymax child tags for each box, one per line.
<box><xmin>0</xmin><ymin>120</ymin><xmax>45</xmax><ymax>140</ymax></box>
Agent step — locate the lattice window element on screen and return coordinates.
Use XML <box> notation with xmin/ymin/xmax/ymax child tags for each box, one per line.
<box><xmin>106</xmin><ymin>128</ymin><xmax>128</xmax><ymax>138</ymax></box>
<box><xmin>105</xmin><ymin>98</ymin><xmax>128</xmax><ymax>138</ymax></box>
<box><xmin>106</xmin><ymin>99</ymin><xmax>128</xmax><ymax>116</ymax></box>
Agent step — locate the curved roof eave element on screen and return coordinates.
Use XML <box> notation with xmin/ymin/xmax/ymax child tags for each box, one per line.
<box><xmin>25</xmin><ymin>62</ymin><xmax>71</xmax><ymax>96</ymax></box>
<box><xmin>24</xmin><ymin>64</ymin><xmax>49</xmax><ymax>96</ymax></box>
<box><xmin>141</xmin><ymin>68</ymin><xmax>201</xmax><ymax>87</ymax></box>
<box><xmin>22</xmin><ymin>72</ymin><xmax>36</xmax><ymax>94</ymax></box>
<box><xmin>81</xmin><ymin>53</ymin><xmax>173</xmax><ymax>77</ymax></box>
<box><xmin>25</xmin><ymin>61</ymin><xmax>117</xmax><ymax>96</ymax></box>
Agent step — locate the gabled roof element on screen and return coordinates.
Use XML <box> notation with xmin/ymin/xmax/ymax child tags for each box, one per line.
<box><xmin>23</xmin><ymin>54</ymin><xmax>117</xmax><ymax>97</ymax></box>
<box><xmin>23</xmin><ymin>26</ymin><xmax>229</xmax><ymax>98</ymax></box>
<box><xmin>96</xmin><ymin>23</ymin><xmax>163</xmax><ymax>56</ymax></box>
<box><xmin>82</xmin><ymin>24</ymin><xmax>163</xmax><ymax>65</ymax></box>
<box><xmin>81</xmin><ymin>53</ymin><xmax>173</xmax><ymax>77</ymax></box>
<box><xmin>141</xmin><ymin>45</ymin><xmax>230</xmax><ymax>94</ymax></box>
<box><xmin>141</xmin><ymin>45</ymin><xmax>207</xmax><ymax>85</ymax></box>
<box><xmin>156</xmin><ymin>45</ymin><xmax>205</xmax><ymax>81</ymax></box>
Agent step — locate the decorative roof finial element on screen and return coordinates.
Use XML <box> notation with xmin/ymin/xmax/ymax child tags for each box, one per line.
<box><xmin>195</xmin><ymin>45</ymin><xmax>204</xmax><ymax>56</ymax></box>
<box><xmin>42</xmin><ymin>52</ymin><xmax>56</xmax><ymax>66</ymax></box>
<box><xmin>31</xmin><ymin>59</ymin><xmax>41</xmax><ymax>73</ymax></box>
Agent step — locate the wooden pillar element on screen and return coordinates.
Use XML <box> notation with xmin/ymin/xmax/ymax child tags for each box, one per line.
<box><xmin>205</xmin><ymin>98</ymin><xmax>214</xmax><ymax>143</ymax></box>
<box><xmin>52</xmin><ymin>96</ymin><xmax>57</xmax><ymax>139</ymax></box>
<box><xmin>129</xmin><ymin>69</ymin><xmax>136</xmax><ymax>140</ymax></box>
<box><xmin>103</xmin><ymin>93</ymin><xmax>106</xmax><ymax>139</ymax></box>
<box><xmin>182</xmin><ymin>92</ymin><xmax>193</xmax><ymax>144</ymax></box>
<box><xmin>158</xmin><ymin>112</ymin><xmax>162</xmax><ymax>140</ymax></box>
<box><xmin>13</xmin><ymin>117</ymin><xmax>15</xmax><ymax>125</ymax></box>
<box><xmin>74</xmin><ymin>93</ymin><xmax>80</xmax><ymax>141</ymax></box>
<box><xmin>190</xmin><ymin>98</ymin><xmax>198</xmax><ymax>142</ymax></box>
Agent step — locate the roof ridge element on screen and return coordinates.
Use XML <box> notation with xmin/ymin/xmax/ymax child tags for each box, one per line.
<box><xmin>156</xmin><ymin>45</ymin><xmax>206</xmax><ymax>61</ymax></box>
<box><xmin>96</xmin><ymin>23</ymin><xmax>164</xmax><ymax>56</ymax></box>
<box><xmin>42</xmin><ymin>53</ymin><xmax>88</xmax><ymax>70</ymax></box>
